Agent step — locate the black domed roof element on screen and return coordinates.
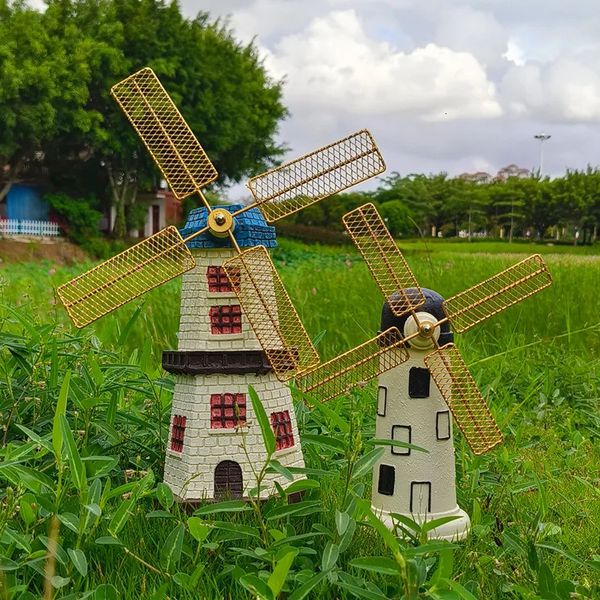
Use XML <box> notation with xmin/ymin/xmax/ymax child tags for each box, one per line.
<box><xmin>380</xmin><ymin>287</ymin><xmax>453</xmax><ymax>346</ymax></box>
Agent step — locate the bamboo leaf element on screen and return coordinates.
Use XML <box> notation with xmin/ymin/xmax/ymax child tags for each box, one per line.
<box><xmin>268</xmin><ymin>550</ymin><xmax>297</xmax><ymax>597</ymax></box>
<box><xmin>52</xmin><ymin>370</ymin><xmax>71</xmax><ymax>466</ymax></box>
<box><xmin>160</xmin><ymin>523</ymin><xmax>184</xmax><ymax>573</ymax></box>
<box><xmin>60</xmin><ymin>415</ymin><xmax>87</xmax><ymax>495</ymax></box>
<box><xmin>349</xmin><ymin>556</ymin><xmax>400</xmax><ymax>576</ymax></box>
<box><xmin>249</xmin><ymin>385</ymin><xmax>276</xmax><ymax>455</ymax></box>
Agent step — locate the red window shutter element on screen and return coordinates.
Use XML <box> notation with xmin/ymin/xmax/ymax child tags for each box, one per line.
<box><xmin>171</xmin><ymin>415</ymin><xmax>187</xmax><ymax>452</ymax></box>
<box><xmin>210</xmin><ymin>393</ymin><xmax>247</xmax><ymax>429</ymax></box>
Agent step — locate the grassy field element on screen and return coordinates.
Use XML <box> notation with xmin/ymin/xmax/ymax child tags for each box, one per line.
<box><xmin>0</xmin><ymin>238</ymin><xmax>598</xmax><ymax>599</ymax></box>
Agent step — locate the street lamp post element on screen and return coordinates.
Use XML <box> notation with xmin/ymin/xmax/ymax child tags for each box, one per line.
<box><xmin>534</xmin><ymin>134</ymin><xmax>551</xmax><ymax>176</ymax></box>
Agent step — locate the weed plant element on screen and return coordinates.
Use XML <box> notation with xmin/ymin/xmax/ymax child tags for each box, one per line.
<box><xmin>0</xmin><ymin>239</ymin><xmax>598</xmax><ymax>598</ymax></box>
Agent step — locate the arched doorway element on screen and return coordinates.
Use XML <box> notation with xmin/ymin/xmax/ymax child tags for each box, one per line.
<box><xmin>214</xmin><ymin>460</ymin><xmax>243</xmax><ymax>499</ymax></box>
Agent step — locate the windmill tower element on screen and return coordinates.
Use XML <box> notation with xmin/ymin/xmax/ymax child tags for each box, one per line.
<box><xmin>56</xmin><ymin>68</ymin><xmax>388</xmax><ymax>500</ymax></box>
<box><xmin>299</xmin><ymin>203</ymin><xmax>552</xmax><ymax>539</ymax></box>
<box><xmin>160</xmin><ymin>204</ymin><xmax>309</xmax><ymax>500</ymax></box>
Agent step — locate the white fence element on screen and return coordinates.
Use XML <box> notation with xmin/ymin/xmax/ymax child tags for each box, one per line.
<box><xmin>0</xmin><ymin>219</ymin><xmax>61</xmax><ymax>237</ymax></box>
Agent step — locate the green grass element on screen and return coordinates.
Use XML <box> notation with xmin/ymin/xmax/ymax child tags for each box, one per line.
<box><xmin>0</xmin><ymin>238</ymin><xmax>598</xmax><ymax>599</ymax></box>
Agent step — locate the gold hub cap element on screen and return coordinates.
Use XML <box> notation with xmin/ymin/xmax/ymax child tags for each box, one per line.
<box><xmin>207</xmin><ymin>209</ymin><xmax>234</xmax><ymax>238</ymax></box>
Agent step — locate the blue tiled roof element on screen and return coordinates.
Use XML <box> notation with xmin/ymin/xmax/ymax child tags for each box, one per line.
<box><xmin>180</xmin><ymin>204</ymin><xmax>277</xmax><ymax>249</ymax></box>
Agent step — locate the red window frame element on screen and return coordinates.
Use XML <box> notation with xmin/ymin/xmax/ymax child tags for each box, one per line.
<box><xmin>209</xmin><ymin>305</ymin><xmax>242</xmax><ymax>334</ymax></box>
<box><xmin>271</xmin><ymin>410</ymin><xmax>295</xmax><ymax>450</ymax></box>
<box><xmin>210</xmin><ymin>393</ymin><xmax>247</xmax><ymax>429</ymax></box>
<box><xmin>206</xmin><ymin>266</ymin><xmax>239</xmax><ymax>293</ymax></box>
<box><xmin>170</xmin><ymin>415</ymin><xmax>187</xmax><ymax>452</ymax></box>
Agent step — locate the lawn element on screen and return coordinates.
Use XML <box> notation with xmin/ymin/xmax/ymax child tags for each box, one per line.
<box><xmin>0</xmin><ymin>237</ymin><xmax>598</xmax><ymax>599</ymax></box>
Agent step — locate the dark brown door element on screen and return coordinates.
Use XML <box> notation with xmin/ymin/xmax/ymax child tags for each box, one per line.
<box><xmin>152</xmin><ymin>204</ymin><xmax>160</xmax><ymax>234</ymax></box>
<box><xmin>214</xmin><ymin>460</ymin><xmax>243</xmax><ymax>499</ymax></box>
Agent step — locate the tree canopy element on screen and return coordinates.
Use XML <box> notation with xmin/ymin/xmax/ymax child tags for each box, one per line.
<box><xmin>0</xmin><ymin>0</ymin><xmax>287</xmax><ymax>236</ymax></box>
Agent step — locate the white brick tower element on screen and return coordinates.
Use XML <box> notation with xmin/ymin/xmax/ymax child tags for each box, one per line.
<box><xmin>371</xmin><ymin>289</ymin><xmax>470</xmax><ymax>540</ymax></box>
<box><xmin>162</xmin><ymin>205</ymin><xmax>305</xmax><ymax>501</ymax></box>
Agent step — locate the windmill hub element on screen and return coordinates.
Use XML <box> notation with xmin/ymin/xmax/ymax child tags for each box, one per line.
<box><xmin>207</xmin><ymin>209</ymin><xmax>234</xmax><ymax>238</ymax></box>
<box><xmin>403</xmin><ymin>311</ymin><xmax>440</xmax><ymax>349</ymax></box>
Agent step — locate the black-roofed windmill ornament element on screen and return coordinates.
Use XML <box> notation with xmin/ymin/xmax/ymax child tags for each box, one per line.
<box><xmin>56</xmin><ymin>67</ymin><xmax>391</xmax><ymax>501</ymax></box>
<box><xmin>298</xmin><ymin>203</ymin><xmax>552</xmax><ymax>539</ymax></box>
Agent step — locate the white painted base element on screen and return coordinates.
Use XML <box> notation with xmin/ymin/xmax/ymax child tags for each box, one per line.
<box><xmin>374</xmin><ymin>504</ymin><xmax>471</xmax><ymax>541</ymax></box>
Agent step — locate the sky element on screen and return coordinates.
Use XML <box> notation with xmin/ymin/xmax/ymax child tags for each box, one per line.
<box><xmin>174</xmin><ymin>0</ymin><xmax>600</xmax><ymax>197</ymax></box>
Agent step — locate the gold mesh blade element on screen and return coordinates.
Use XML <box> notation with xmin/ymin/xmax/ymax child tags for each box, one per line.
<box><xmin>343</xmin><ymin>203</ymin><xmax>425</xmax><ymax>317</ymax></box>
<box><xmin>249</xmin><ymin>130</ymin><xmax>386</xmax><ymax>222</ymax></box>
<box><xmin>425</xmin><ymin>344</ymin><xmax>502</xmax><ymax>455</ymax></box>
<box><xmin>222</xmin><ymin>246</ymin><xmax>319</xmax><ymax>381</ymax></box>
<box><xmin>57</xmin><ymin>226</ymin><xmax>195</xmax><ymax>328</ymax></box>
<box><xmin>298</xmin><ymin>328</ymin><xmax>409</xmax><ymax>403</ymax></box>
<box><xmin>443</xmin><ymin>254</ymin><xmax>552</xmax><ymax>333</ymax></box>
<box><xmin>111</xmin><ymin>67</ymin><xmax>218</xmax><ymax>200</ymax></box>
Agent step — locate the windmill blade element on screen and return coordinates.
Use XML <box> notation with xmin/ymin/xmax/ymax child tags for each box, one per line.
<box><xmin>222</xmin><ymin>246</ymin><xmax>319</xmax><ymax>381</ymax></box>
<box><xmin>111</xmin><ymin>67</ymin><xmax>218</xmax><ymax>200</ymax></box>
<box><xmin>248</xmin><ymin>130</ymin><xmax>385</xmax><ymax>223</ymax></box>
<box><xmin>298</xmin><ymin>328</ymin><xmax>408</xmax><ymax>403</ymax></box>
<box><xmin>443</xmin><ymin>254</ymin><xmax>552</xmax><ymax>333</ymax></box>
<box><xmin>343</xmin><ymin>203</ymin><xmax>425</xmax><ymax>317</ymax></box>
<box><xmin>57</xmin><ymin>226</ymin><xmax>196</xmax><ymax>328</ymax></box>
<box><xmin>424</xmin><ymin>344</ymin><xmax>502</xmax><ymax>455</ymax></box>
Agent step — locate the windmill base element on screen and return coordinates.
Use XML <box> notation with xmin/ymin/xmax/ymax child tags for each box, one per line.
<box><xmin>373</xmin><ymin>505</ymin><xmax>471</xmax><ymax>541</ymax></box>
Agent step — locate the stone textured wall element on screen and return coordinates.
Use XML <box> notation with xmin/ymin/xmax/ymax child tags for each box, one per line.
<box><xmin>163</xmin><ymin>247</ymin><xmax>305</xmax><ymax>501</ymax></box>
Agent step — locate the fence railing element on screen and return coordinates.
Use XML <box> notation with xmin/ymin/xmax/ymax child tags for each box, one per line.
<box><xmin>0</xmin><ymin>219</ymin><xmax>61</xmax><ymax>237</ymax></box>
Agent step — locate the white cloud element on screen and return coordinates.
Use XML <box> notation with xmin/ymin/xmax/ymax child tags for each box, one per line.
<box><xmin>265</xmin><ymin>10</ymin><xmax>501</xmax><ymax>122</ymax></box>
<box><xmin>502</xmin><ymin>58</ymin><xmax>600</xmax><ymax>122</ymax></box>
<box><xmin>434</xmin><ymin>6</ymin><xmax>508</xmax><ymax>68</ymax></box>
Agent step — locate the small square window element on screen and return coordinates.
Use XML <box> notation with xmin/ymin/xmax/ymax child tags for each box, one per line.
<box><xmin>436</xmin><ymin>411</ymin><xmax>451</xmax><ymax>440</ymax></box>
<box><xmin>377</xmin><ymin>386</ymin><xmax>387</xmax><ymax>417</ymax></box>
<box><xmin>210</xmin><ymin>393</ymin><xmax>247</xmax><ymax>429</ymax></box>
<box><xmin>391</xmin><ymin>425</ymin><xmax>411</xmax><ymax>455</ymax></box>
<box><xmin>209</xmin><ymin>305</ymin><xmax>242</xmax><ymax>334</ymax></box>
<box><xmin>377</xmin><ymin>464</ymin><xmax>395</xmax><ymax>496</ymax></box>
<box><xmin>410</xmin><ymin>481</ymin><xmax>432</xmax><ymax>513</ymax></box>
<box><xmin>409</xmin><ymin>367</ymin><xmax>431</xmax><ymax>398</ymax></box>
<box><xmin>206</xmin><ymin>266</ymin><xmax>240</xmax><ymax>292</ymax></box>
<box><xmin>170</xmin><ymin>415</ymin><xmax>187</xmax><ymax>452</ymax></box>
<box><xmin>271</xmin><ymin>410</ymin><xmax>295</xmax><ymax>450</ymax></box>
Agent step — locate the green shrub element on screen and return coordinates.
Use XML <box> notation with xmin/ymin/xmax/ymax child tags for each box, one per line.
<box><xmin>45</xmin><ymin>192</ymin><xmax>102</xmax><ymax>244</ymax></box>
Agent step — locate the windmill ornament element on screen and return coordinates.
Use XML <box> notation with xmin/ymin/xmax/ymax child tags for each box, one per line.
<box><xmin>298</xmin><ymin>203</ymin><xmax>552</xmax><ymax>539</ymax></box>
<box><xmin>57</xmin><ymin>68</ymin><xmax>553</xmax><ymax>536</ymax></box>
<box><xmin>57</xmin><ymin>67</ymin><xmax>388</xmax><ymax>501</ymax></box>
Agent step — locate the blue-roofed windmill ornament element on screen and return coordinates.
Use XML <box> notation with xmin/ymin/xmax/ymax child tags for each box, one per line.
<box><xmin>56</xmin><ymin>68</ymin><xmax>389</xmax><ymax>501</ymax></box>
<box><xmin>298</xmin><ymin>203</ymin><xmax>552</xmax><ymax>539</ymax></box>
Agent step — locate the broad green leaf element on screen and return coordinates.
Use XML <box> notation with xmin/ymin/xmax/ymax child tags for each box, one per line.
<box><xmin>443</xmin><ymin>579</ymin><xmax>480</xmax><ymax>600</ymax></box>
<box><xmin>160</xmin><ymin>523</ymin><xmax>184</xmax><ymax>573</ymax></box>
<box><xmin>284</xmin><ymin>479</ymin><xmax>320</xmax><ymax>495</ymax></box>
<box><xmin>302</xmin><ymin>433</ymin><xmax>346</xmax><ymax>452</ymax></box>
<box><xmin>322</xmin><ymin>542</ymin><xmax>339</xmax><ymax>572</ymax></box>
<box><xmin>335</xmin><ymin>510</ymin><xmax>350</xmax><ymax>535</ymax></box>
<box><xmin>156</xmin><ymin>482</ymin><xmax>174</xmax><ymax>510</ymax></box>
<box><xmin>94</xmin><ymin>537</ymin><xmax>123</xmax><ymax>546</ymax></box>
<box><xmin>193</xmin><ymin>500</ymin><xmax>252</xmax><ymax>516</ymax></box>
<box><xmin>268</xmin><ymin>460</ymin><xmax>294</xmax><ymax>481</ymax></box>
<box><xmin>336</xmin><ymin>579</ymin><xmax>389</xmax><ymax>600</ymax></box>
<box><xmin>349</xmin><ymin>556</ymin><xmax>399</xmax><ymax>576</ymax></box>
<box><xmin>268</xmin><ymin>550</ymin><xmax>297</xmax><ymax>597</ymax></box>
<box><xmin>421</xmin><ymin>515</ymin><xmax>461</xmax><ymax>535</ymax></box>
<box><xmin>239</xmin><ymin>574</ymin><xmax>274</xmax><ymax>600</ymax></box>
<box><xmin>288</xmin><ymin>571</ymin><xmax>327</xmax><ymax>600</ymax></box>
<box><xmin>249</xmin><ymin>385</ymin><xmax>276</xmax><ymax>455</ymax></box>
<box><xmin>366</xmin><ymin>438</ymin><xmax>429</xmax><ymax>453</ymax></box>
<box><xmin>50</xmin><ymin>575</ymin><xmax>71</xmax><ymax>589</ymax></box>
<box><xmin>107</xmin><ymin>498</ymin><xmax>134</xmax><ymax>537</ymax></box>
<box><xmin>52</xmin><ymin>370</ymin><xmax>71</xmax><ymax>466</ymax></box>
<box><xmin>60</xmin><ymin>415</ymin><xmax>87</xmax><ymax>495</ymax></box>
<box><xmin>266</xmin><ymin>500</ymin><xmax>323</xmax><ymax>521</ymax></box>
<box><xmin>67</xmin><ymin>548</ymin><xmax>88</xmax><ymax>577</ymax></box>
<box><xmin>188</xmin><ymin>517</ymin><xmax>211</xmax><ymax>544</ymax></box>
<box><xmin>405</xmin><ymin>541</ymin><xmax>458</xmax><ymax>557</ymax></box>
<box><xmin>352</xmin><ymin>447</ymin><xmax>385</xmax><ymax>481</ymax></box>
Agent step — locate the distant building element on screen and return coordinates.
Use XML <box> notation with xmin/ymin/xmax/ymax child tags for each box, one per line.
<box><xmin>495</xmin><ymin>164</ymin><xmax>530</xmax><ymax>181</ymax></box>
<box><xmin>458</xmin><ymin>171</ymin><xmax>493</xmax><ymax>184</ymax></box>
<box><xmin>0</xmin><ymin>184</ymin><xmax>60</xmax><ymax>237</ymax></box>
